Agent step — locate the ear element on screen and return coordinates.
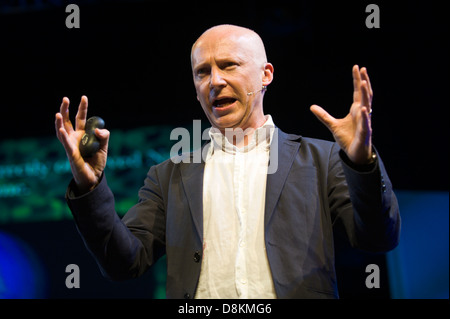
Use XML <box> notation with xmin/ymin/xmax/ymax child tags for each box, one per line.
<box><xmin>262</xmin><ymin>63</ymin><xmax>274</xmax><ymax>87</ymax></box>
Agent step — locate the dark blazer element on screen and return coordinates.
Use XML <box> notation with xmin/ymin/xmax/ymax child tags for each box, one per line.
<box><xmin>66</xmin><ymin>128</ymin><xmax>400</xmax><ymax>299</ymax></box>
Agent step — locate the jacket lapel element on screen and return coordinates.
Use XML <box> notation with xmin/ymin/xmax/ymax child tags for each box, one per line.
<box><xmin>179</xmin><ymin>146</ymin><xmax>206</xmax><ymax>242</ymax></box>
<box><xmin>264</xmin><ymin>128</ymin><xmax>302</xmax><ymax>227</ymax></box>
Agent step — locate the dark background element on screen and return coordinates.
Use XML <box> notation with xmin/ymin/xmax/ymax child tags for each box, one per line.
<box><xmin>1</xmin><ymin>0</ymin><xmax>448</xmax><ymax>191</ymax></box>
<box><xmin>1</xmin><ymin>0</ymin><xmax>448</xmax><ymax>299</ymax></box>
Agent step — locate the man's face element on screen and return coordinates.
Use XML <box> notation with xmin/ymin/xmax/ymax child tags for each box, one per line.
<box><xmin>191</xmin><ymin>30</ymin><xmax>272</xmax><ymax>131</ymax></box>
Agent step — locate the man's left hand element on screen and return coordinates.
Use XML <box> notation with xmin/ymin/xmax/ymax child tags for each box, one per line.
<box><xmin>310</xmin><ymin>65</ymin><xmax>374</xmax><ymax>165</ymax></box>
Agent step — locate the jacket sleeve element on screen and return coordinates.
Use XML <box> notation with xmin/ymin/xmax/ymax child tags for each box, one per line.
<box><xmin>328</xmin><ymin>144</ymin><xmax>401</xmax><ymax>252</ymax></box>
<box><xmin>66</xmin><ymin>166</ymin><xmax>166</xmax><ymax>281</ymax></box>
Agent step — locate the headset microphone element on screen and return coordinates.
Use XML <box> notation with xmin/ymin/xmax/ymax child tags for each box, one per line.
<box><xmin>247</xmin><ymin>85</ymin><xmax>268</xmax><ymax>96</ymax></box>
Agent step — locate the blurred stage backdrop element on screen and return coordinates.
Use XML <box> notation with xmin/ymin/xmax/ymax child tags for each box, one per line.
<box><xmin>0</xmin><ymin>0</ymin><xmax>448</xmax><ymax>298</ymax></box>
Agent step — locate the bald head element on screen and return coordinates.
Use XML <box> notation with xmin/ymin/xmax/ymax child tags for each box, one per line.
<box><xmin>191</xmin><ymin>24</ymin><xmax>268</xmax><ymax>68</ymax></box>
<box><xmin>190</xmin><ymin>24</ymin><xmax>274</xmax><ymax>132</ymax></box>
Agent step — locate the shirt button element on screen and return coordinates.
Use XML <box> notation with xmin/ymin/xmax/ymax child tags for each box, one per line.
<box><xmin>193</xmin><ymin>251</ymin><xmax>201</xmax><ymax>263</ymax></box>
<box><xmin>184</xmin><ymin>293</ymin><xmax>191</xmax><ymax>299</ymax></box>
<box><xmin>241</xmin><ymin>278</ymin><xmax>247</xmax><ymax>284</ymax></box>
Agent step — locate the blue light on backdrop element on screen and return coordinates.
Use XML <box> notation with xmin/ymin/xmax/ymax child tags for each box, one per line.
<box><xmin>0</xmin><ymin>231</ymin><xmax>47</xmax><ymax>298</ymax></box>
<box><xmin>387</xmin><ymin>190</ymin><xmax>449</xmax><ymax>299</ymax></box>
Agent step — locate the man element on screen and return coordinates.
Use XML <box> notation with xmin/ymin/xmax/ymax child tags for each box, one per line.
<box><xmin>55</xmin><ymin>25</ymin><xmax>400</xmax><ymax>298</ymax></box>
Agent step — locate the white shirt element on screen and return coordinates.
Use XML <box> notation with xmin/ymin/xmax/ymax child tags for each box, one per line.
<box><xmin>195</xmin><ymin>115</ymin><xmax>277</xmax><ymax>299</ymax></box>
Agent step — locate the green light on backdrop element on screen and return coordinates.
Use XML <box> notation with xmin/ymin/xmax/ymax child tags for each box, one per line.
<box><xmin>0</xmin><ymin>125</ymin><xmax>175</xmax><ymax>224</ymax></box>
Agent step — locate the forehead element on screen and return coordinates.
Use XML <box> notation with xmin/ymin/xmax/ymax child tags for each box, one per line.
<box><xmin>191</xmin><ymin>34</ymin><xmax>255</xmax><ymax>66</ymax></box>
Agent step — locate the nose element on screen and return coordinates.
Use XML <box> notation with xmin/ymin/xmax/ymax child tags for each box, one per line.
<box><xmin>210</xmin><ymin>67</ymin><xmax>227</xmax><ymax>90</ymax></box>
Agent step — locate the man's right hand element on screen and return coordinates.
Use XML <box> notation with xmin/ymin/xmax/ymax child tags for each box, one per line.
<box><xmin>55</xmin><ymin>95</ymin><xmax>110</xmax><ymax>195</ymax></box>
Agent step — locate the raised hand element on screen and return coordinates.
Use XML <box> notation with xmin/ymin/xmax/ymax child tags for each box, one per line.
<box><xmin>310</xmin><ymin>65</ymin><xmax>374</xmax><ymax>165</ymax></box>
<box><xmin>55</xmin><ymin>96</ymin><xmax>110</xmax><ymax>194</ymax></box>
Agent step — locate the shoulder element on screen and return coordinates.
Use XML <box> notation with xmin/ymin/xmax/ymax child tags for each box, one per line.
<box><xmin>147</xmin><ymin>145</ymin><xmax>205</xmax><ymax>180</ymax></box>
<box><xmin>276</xmin><ymin>129</ymin><xmax>341</xmax><ymax>171</ymax></box>
<box><xmin>277</xmin><ymin>127</ymin><xmax>337</xmax><ymax>152</ymax></box>
<box><xmin>300</xmin><ymin>136</ymin><xmax>335</xmax><ymax>148</ymax></box>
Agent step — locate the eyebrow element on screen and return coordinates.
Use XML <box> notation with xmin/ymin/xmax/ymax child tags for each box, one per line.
<box><xmin>193</xmin><ymin>55</ymin><xmax>246</xmax><ymax>69</ymax></box>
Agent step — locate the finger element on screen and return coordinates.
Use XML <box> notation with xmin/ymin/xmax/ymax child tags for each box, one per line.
<box><xmin>59</xmin><ymin>97</ymin><xmax>69</xmax><ymax>117</ymax></box>
<box><xmin>56</xmin><ymin>117</ymin><xmax>78</xmax><ymax>158</ymax></box>
<box><xmin>55</xmin><ymin>112</ymin><xmax>63</xmax><ymax>142</ymax></box>
<box><xmin>359</xmin><ymin>106</ymin><xmax>372</xmax><ymax>146</ymax></box>
<box><xmin>349</xmin><ymin>106</ymin><xmax>372</xmax><ymax>164</ymax></box>
<box><xmin>59</xmin><ymin>127</ymin><xmax>76</xmax><ymax>157</ymax></box>
<box><xmin>360</xmin><ymin>67</ymin><xmax>373</xmax><ymax>99</ymax></box>
<box><xmin>352</xmin><ymin>65</ymin><xmax>362</xmax><ymax>103</ymax></box>
<box><xmin>95</xmin><ymin>128</ymin><xmax>110</xmax><ymax>153</ymax></box>
<box><xmin>75</xmin><ymin>95</ymin><xmax>88</xmax><ymax>131</ymax></box>
<box><xmin>55</xmin><ymin>112</ymin><xmax>69</xmax><ymax>141</ymax></box>
<box><xmin>60</xmin><ymin>97</ymin><xmax>74</xmax><ymax>135</ymax></box>
<box><xmin>310</xmin><ymin>104</ymin><xmax>336</xmax><ymax>130</ymax></box>
<box><xmin>361</xmin><ymin>80</ymin><xmax>371</xmax><ymax>113</ymax></box>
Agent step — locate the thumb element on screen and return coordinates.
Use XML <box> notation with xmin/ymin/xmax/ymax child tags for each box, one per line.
<box><xmin>310</xmin><ymin>104</ymin><xmax>336</xmax><ymax>129</ymax></box>
<box><xmin>95</xmin><ymin>128</ymin><xmax>110</xmax><ymax>151</ymax></box>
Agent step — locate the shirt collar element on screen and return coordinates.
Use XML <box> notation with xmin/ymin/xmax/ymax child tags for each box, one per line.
<box><xmin>207</xmin><ymin>115</ymin><xmax>275</xmax><ymax>158</ymax></box>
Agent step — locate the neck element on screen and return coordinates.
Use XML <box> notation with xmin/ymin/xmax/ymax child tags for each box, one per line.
<box><xmin>220</xmin><ymin>114</ymin><xmax>268</xmax><ymax>148</ymax></box>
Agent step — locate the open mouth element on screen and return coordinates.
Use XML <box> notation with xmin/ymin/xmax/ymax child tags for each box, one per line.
<box><xmin>212</xmin><ymin>97</ymin><xmax>237</xmax><ymax>108</ymax></box>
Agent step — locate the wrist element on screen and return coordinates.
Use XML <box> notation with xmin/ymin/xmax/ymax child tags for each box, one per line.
<box><xmin>340</xmin><ymin>147</ymin><xmax>378</xmax><ymax>172</ymax></box>
<box><xmin>349</xmin><ymin>146</ymin><xmax>377</xmax><ymax>166</ymax></box>
<box><xmin>73</xmin><ymin>178</ymin><xmax>101</xmax><ymax>197</ymax></box>
<box><xmin>366</xmin><ymin>148</ymin><xmax>377</xmax><ymax>165</ymax></box>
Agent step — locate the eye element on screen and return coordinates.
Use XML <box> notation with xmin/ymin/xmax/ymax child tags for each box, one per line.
<box><xmin>223</xmin><ymin>62</ymin><xmax>238</xmax><ymax>70</ymax></box>
<box><xmin>196</xmin><ymin>67</ymin><xmax>210</xmax><ymax>77</ymax></box>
